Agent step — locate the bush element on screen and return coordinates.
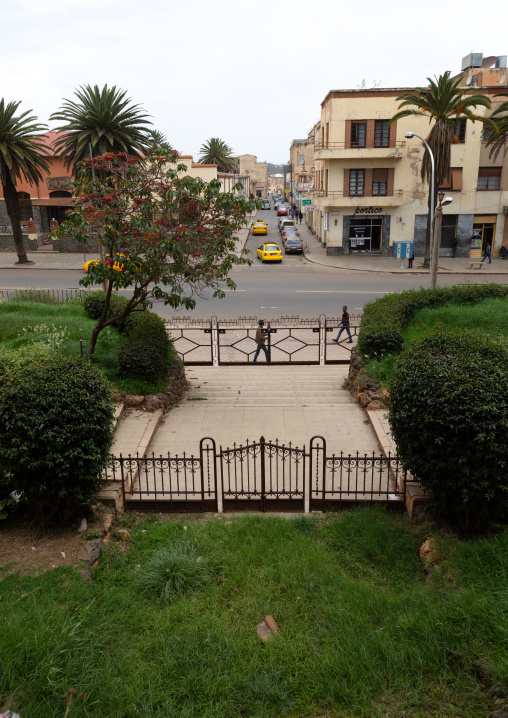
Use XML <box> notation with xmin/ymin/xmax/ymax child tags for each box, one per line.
<box><xmin>0</xmin><ymin>348</ymin><xmax>114</xmax><ymax>524</ymax></box>
<box><xmin>118</xmin><ymin>311</ymin><xmax>173</xmax><ymax>384</ymax></box>
<box><xmin>357</xmin><ymin>283</ymin><xmax>508</xmax><ymax>359</ymax></box>
<box><xmin>83</xmin><ymin>290</ymin><xmax>129</xmax><ymax>322</ymax></box>
<box><xmin>389</xmin><ymin>328</ymin><xmax>508</xmax><ymax>531</ymax></box>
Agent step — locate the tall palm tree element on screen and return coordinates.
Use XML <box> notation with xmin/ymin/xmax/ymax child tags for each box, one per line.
<box><xmin>485</xmin><ymin>94</ymin><xmax>508</xmax><ymax>160</ymax></box>
<box><xmin>391</xmin><ymin>72</ymin><xmax>490</xmax><ymax>267</ymax></box>
<box><xmin>198</xmin><ymin>137</ymin><xmax>236</xmax><ymax>173</ymax></box>
<box><xmin>145</xmin><ymin>128</ymin><xmax>172</xmax><ymax>151</ymax></box>
<box><xmin>50</xmin><ymin>84</ymin><xmax>152</xmax><ymax>172</ymax></box>
<box><xmin>0</xmin><ymin>99</ymin><xmax>50</xmax><ymax>264</ymax></box>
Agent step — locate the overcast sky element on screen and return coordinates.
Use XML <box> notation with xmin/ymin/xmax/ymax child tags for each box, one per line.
<box><xmin>2</xmin><ymin>0</ymin><xmax>506</xmax><ymax>165</ymax></box>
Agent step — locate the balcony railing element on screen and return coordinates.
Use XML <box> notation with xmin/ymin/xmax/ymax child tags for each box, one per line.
<box><xmin>315</xmin><ymin>141</ymin><xmax>405</xmax><ymax>150</ymax></box>
<box><xmin>313</xmin><ymin>189</ymin><xmax>403</xmax><ymax>198</ymax></box>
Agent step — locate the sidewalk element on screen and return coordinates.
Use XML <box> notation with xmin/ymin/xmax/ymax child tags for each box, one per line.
<box><xmin>302</xmin><ymin>227</ymin><xmax>508</xmax><ymax>275</ymax></box>
<box><xmin>0</xmin><ymin>211</ymin><xmax>259</xmax><ymax>270</ymax></box>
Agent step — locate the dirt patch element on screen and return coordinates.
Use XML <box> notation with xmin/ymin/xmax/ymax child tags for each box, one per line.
<box><xmin>0</xmin><ymin>505</ymin><xmax>114</xmax><ymax>577</ymax></box>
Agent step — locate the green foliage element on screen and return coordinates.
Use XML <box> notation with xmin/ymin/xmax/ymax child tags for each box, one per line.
<box><xmin>118</xmin><ymin>311</ymin><xmax>173</xmax><ymax>384</ymax></box>
<box><xmin>358</xmin><ymin>283</ymin><xmax>508</xmax><ymax>359</ymax></box>
<box><xmin>83</xmin><ymin>290</ymin><xmax>129</xmax><ymax>322</ymax></box>
<box><xmin>0</xmin><ymin>349</ymin><xmax>114</xmax><ymax>523</ymax></box>
<box><xmin>137</xmin><ymin>540</ymin><xmax>221</xmax><ymax>602</ymax></box>
<box><xmin>390</xmin><ymin>329</ymin><xmax>508</xmax><ymax>531</ymax></box>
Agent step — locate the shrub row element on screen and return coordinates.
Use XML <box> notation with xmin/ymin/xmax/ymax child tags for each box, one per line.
<box><xmin>357</xmin><ymin>283</ymin><xmax>508</xmax><ymax>359</ymax></box>
<box><xmin>84</xmin><ymin>291</ymin><xmax>174</xmax><ymax>385</ymax></box>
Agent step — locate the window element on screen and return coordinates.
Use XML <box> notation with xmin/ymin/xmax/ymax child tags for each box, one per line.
<box><xmin>440</xmin><ymin>168</ymin><xmax>463</xmax><ymax>191</ymax></box>
<box><xmin>49</xmin><ymin>191</ymin><xmax>72</xmax><ymax>198</ymax></box>
<box><xmin>372</xmin><ymin>168</ymin><xmax>388</xmax><ymax>195</ymax></box>
<box><xmin>440</xmin><ymin>215</ymin><xmax>457</xmax><ymax>249</ymax></box>
<box><xmin>351</xmin><ymin>122</ymin><xmax>366</xmax><ymax>148</ymax></box>
<box><xmin>481</xmin><ymin>126</ymin><xmax>494</xmax><ymax>144</ymax></box>
<box><xmin>477</xmin><ymin>167</ymin><xmax>501</xmax><ymax>190</ymax></box>
<box><xmin>349</xmin><ymin>169</ymin><xmax>365</xmax><ymax>196</ymax></box>
<box><xmin>374</xmin><ymin>120</ymin><xmax>389</xmax><ymax>147</ymax></box>
<box><xmin>17</xmin><ymin>192</ymin><xmax>32</xmax><ymax>221</ymax></box>
<box><xmin>452</xmin><ymin>119</ymin><xmax>466</xmax><ymax>143</ymax></box>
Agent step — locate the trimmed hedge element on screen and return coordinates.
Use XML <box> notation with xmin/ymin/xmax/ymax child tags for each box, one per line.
<box><xmin>118</xmin><ymin>311</ymin><xmax>173</xmax><ymax>384</ymax></box>
<box><xmin>357</xmin><ymin>284</ymin><xmax>508</xmax><ymax>359</ymax></box>
<box><xmin>0</xmin><ymin>346</ymin><xmax>114</xmax><ymax>524</ymax></box>
<box><xmin>389</xmin><ymin>329</ymin><xmax>508</xmax><ymax>531</ymax></box>
<box><xmin>84</xmin><ymin>290</ymin><xmax>129</xmax><ymax>323</ymax></box>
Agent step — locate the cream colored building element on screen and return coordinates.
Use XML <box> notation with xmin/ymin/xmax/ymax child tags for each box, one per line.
<box><xmin>268</xmin><ymin>173</ymin><xmax>284</xmax><ymax>193</ymax></box>
<box><xmin>302</xmin><ymin>53</ymin><xmax>508</xmax><ymax>258</ymax></box>
<box><xmin>172</xmin><ymin>156</ymin><xmax>250</xmax><ymax>197</ymax></box>
<box><xmin>232</xmin><ymin>154</ymin><xmax>268</xmax><ymax>198</ymax></box>
<box><xmin>290</xmin><ymin>136</ymin><xmax>315</xmax><ymax>201</ymax></box>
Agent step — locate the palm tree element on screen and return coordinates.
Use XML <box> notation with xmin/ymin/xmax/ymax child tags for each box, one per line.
<box><xmin>145</xmin><ymin>129</ymin><xmax>172</xmax><ymax>151</ymax></box>
<box><xmin>50</xmin><ymin>84</ymin><xmax>152</xmax><ymax>172</ymax></box>
<box><xmin>198</xmin><ymin>137</ymin><xmax>236</xmax><ymax>173</ymax></box>
<box><xmin>391</xmin><ymin>72</ymin><xmax>490</xmax><ymax>267</ymax></box>
<box><xmin>0</xmin><ymin>99</ymin><xmax>50</xmax><ymax>264</ymax></box>
<box><xmin>485</xmin><ymin>94</ymin><xmax>508</xmax><ymax>160</ymax></box>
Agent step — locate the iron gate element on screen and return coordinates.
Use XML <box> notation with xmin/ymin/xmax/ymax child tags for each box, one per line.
<box><xmin>165</xmin><ymin>314</ymin><xmax>361</xmax><ymax>366</ymax></box>
<box><xmin>111</xmin><ymin>436</ymin><xmax>409</xmax><ymax>513</ymax></box>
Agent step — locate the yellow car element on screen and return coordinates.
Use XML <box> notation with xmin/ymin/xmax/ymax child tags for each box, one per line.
<box><xmin>257</xmin><ymin>243</ymin><xmax>283</xmax><ymax>263</ymax></box>
<box><xmin>252</xmin><ymin>221</ymin><xmax>268</xmax><ymax>235</ymax></box>
<box><xmin>83</xmin><ymin>254</ymin><xmax>126</xmax><ymax>272</ymax></box>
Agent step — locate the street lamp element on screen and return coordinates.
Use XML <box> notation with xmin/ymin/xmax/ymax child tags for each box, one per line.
<box><xmin>404</xmin><ymin>131</ymin><xmax>435</xmax><ymax>287</ymax></box>
<box><xmin>430</xmin><ymin>189</ymin><xmax>453</xmax><ymax>289</ymax></box>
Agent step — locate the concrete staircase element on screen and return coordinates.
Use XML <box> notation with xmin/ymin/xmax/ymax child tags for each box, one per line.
<box><xmin>184</xmin><ymin>365</ymin><xmax>347</xmax><ymax>407</ymax></box>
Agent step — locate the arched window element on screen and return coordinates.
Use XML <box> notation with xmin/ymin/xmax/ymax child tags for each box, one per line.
<box><xmin>49</xmin><ymin>191</ymin><xmax>72</xmax><ymax>198</ymax></box>
<box><xmin>18</xmin><ymin>192</ymin><xmax>33</xmax><ymax>221</ymax></box>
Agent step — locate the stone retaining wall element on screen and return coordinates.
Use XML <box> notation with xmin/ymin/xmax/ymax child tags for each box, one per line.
<box><xmin>52</xmin><ymin>236</ymin><xmax>100</xmax><ymax>252</ymax></box>
<box><xmin>0</xmin><ymin>234</ymin><xmax>40</xmax><ymax>252</ymax></box>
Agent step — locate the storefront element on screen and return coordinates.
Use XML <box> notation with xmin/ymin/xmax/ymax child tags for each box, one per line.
<box><xmin>348</xmin><ymin>215</ymin><xmax>384</xmax><ymax>254</ymax></box>
<box><xmin>471</xmin><ymin>215</ymin><xmax>496</xmax><ymax>258</ymax></box>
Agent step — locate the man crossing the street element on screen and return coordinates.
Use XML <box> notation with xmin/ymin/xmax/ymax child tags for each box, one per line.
<box><xmin>332</xmin><ymin>306</ymin><xmax>353</xmax><ymax>343</ymax></box>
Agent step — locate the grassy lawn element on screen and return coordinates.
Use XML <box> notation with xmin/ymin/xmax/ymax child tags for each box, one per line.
<box><xmin>2</xmin><ymin>509</ymin><xmax>507</xmax><ymax>717</ymax></box>
<box><xmin>0</xmin><ymin>300</ymin><xmax>164</xmax><ymax>394</ymax></box>
<box><xmin>364</xmin><ymin>296</ymin><xmax>508</xmax><ymax>388</ymax></box>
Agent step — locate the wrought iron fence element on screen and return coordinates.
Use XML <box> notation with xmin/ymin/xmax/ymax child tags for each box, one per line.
<box><xmin>111</xmin><ymin>435</ymin><xmax>408</xmax><ymax>513</ymax></box>
<box><xmin>0</xmin><ymin>288</ymin><xmax>85</xmax><ymax>303</ymax></box>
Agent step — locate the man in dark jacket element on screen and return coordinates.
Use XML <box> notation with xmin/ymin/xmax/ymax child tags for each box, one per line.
<box><xmin>332</xmin><ymin>306</ymin><xmax>353</xmax><ymax>343</ymax></box>
<box><xmin>253</xmin><ymin>320</ymin><xmax>269</xmax><ymax>362</ymax></box>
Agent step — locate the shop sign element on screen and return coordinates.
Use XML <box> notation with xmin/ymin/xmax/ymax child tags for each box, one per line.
<box><xmin>353</xmin><ymin>206</ymin><xmax>383</xmax><ymax>216</ymax></box>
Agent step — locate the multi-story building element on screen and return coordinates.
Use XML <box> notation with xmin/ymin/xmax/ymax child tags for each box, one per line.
<box><xmin>290</xmin><ymin>136</ymin><xmax>315</xmax><ymax>202</ymax></box>
<box><xmin>232</xmin><ymin>154</ymin><xmax>268</xmax><ymax>198</ymax></box>
<box><xmin>303</xmin><ymin>53</ymin><xmax>508</xmax><ymax>258</ymax></box>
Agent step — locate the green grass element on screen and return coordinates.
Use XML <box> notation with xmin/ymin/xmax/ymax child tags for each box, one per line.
<box><xmin>1</xmin><ymin>509</ymin><xmax>508</xmax><ymax>717</ymax></box>
<box><xmin>0</xmin><ymin>301</ymin><xmax>165</xmax><ymax>394</ymax></box>
<box><xmin>364</xmin><ymin>296</ymin><xmax>508</xmax><ymax>388</ymax></box>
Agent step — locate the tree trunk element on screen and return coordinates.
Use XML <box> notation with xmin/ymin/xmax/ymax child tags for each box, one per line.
<box><xmin>85</xmin><ymin>278</ymin><xmax>114</xmax><ymax>359</ymax></box>
<box><xmin>2</xmin><ymin>172</ymin><xmax>30</xmax><ymax>264</ymax></box>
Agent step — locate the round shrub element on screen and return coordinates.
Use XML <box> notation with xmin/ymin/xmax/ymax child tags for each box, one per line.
<box><xmin>0</xmin><ymin>350</ymin><xmax>114</xmax><ymax>524</ymax></box>
<box><xmin>84</xmin><ymin>290</ymin><xmax>129</xmax><ymax>322</ymax></box>
<box><xmin>389</xmin><ymin>329</ymin><xmax>508</xmax><ymax>531</ymax></box>
<box><xmin>118</xmin><ymin>311</ymin><xmax>173</xmax><ymax>384</ymax></box>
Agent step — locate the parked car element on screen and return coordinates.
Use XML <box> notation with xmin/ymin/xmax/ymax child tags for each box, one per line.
<box><xmin>284</xmin><ymin>238</ymin><xmax>303</xmax><ymax>254</ymax></box>
<box><xmin>261</xmin><ymin>199</ymin><xmax>271</xmax><ymax>209</ymax></box>
<box><xmin>257</xmin><ymin>243</ymin><xmax>283</xmax><ymax>262</ymax></box>
<box><xmin>278</xmin><ymin>218</ymin><xmax>295</xmax><ymax>232</ymax></box>
<box><xmin>282</xmin><ymin>228</ymin><xmax>300</xmax><ymax>243</ymax></box>
<box><xmin>252</xmin><ymin>221</ymin><xmax>268</xmax><ymax>235</ymax></box>
<box><xmin>83</xmin><ymin>254</ymin><xmax>130</xmax><ymax>272</ymax></box>
<box><xmin>277</xmin><ymin>206</ymin><xmax>288</xmax><ymax>216</ymax></box>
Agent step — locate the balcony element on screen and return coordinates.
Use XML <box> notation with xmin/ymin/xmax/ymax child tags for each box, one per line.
<box><xmin>313</xmin><ymin>189</ymin><xmax>404</xmax><ymax>207</ymax></box>
<box><xmin>314</xmin><ymin>141</ymin><xmax>405</xmax><ymax>161</ymax></box>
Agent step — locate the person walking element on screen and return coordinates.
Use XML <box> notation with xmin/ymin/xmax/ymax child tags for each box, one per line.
<box><xmin>298</xmin><ymin>211</ymin><xmax>303</xmax><ymax>224</ymax></box>
<box><xmin>253</xmin><ymin>320</ymin><xmax>269</xmax><ymax>362</ymax></box>
<box><xmin>408</xmin><ymin>246</ymin><xmax>414</xmax><ymax>269</ymax></box>
<box><xmin>452</xmin><ymin>237</ymin><xmax>458</xmax><ymax>258</ymax></box>
<box><xmin>290</xmin><ymin>209</ymin><xmax>295</xmax><ymax>220</ymax></box>
<box><xmin>332</xmin><ymin>306</ymin><xmax>353</xmax><ymax>343</ymax></box>
<box><xmin>481</xmin><ymin>242</ymin><xmax>492</xmax><ymax>264</ymax></box>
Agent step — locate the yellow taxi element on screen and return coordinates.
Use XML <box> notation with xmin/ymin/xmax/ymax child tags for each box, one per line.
<box><xmin>83</xmin><ymin>254</ymin><xmax>127</xmax><ymax>272</ymax></box>
<box><xmin>252</xmin><ymin>221</ymin><xmax>268</xmax><ymax>235</ymax></box>
<box><xmin>257</xmin><ymin>243</ymin><xmax>283</xmax><ymax>263</ymax></box>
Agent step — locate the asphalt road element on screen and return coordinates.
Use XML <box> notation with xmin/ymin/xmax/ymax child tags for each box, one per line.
<box><xmin>1</xmin><ymin>206</ymin><xmax>507</xmax><ymax>318</ymax></box>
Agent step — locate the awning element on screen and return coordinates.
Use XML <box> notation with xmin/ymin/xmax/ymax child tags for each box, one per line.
<box><xmin>32</xmin><ymin>198</ymin><xmax>75</xmax><ymax>207</ymax></box>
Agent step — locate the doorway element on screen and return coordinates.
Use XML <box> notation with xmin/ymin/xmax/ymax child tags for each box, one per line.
<box><xmin>471</xmin><ymin>216</ymin><xmax>496</xmax><ymax>258</ymax></box>
<box><xmin>348</xmin><ymin>216</ymin><xmax>383</xmax><ymax>253</ymax></box>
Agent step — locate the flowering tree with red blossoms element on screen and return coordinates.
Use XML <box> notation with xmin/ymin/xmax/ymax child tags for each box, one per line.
<box><xmin>53</xmin><ymin>150</ymin><xmax>257</xmax><ymax>359</ymax></box>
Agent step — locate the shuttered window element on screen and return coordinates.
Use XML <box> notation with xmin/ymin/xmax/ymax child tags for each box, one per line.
<box><xmin>372</xmin><ymin>168</ymin><xmax>388</xmax><ymax>195</ymax></box>
<box><xmin>477</xmin><ymin>167</ymin><xmax>501</xmax><ymax>190</ymax></box>
<box><xmin>349</xmin><ymin>169</ymin><xmax>365</xmax><ymax>196</ymax></box>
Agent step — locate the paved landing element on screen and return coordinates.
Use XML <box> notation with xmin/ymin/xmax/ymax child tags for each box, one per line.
<box><xmin>150</xmin><ymin>365</ymin><xmax>380</xmax><ymax>457</ymax></box>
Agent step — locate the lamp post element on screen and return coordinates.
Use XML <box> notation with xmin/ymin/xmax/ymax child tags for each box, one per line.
<box><xmin>430</xmin><ymin>189</ymin><xmax>453</xmax><ymax>289</ymax></box>
<box><xmin>404</xmin><ymin>132</ymin><xmax>435</xmax><ymax>287</ymax></box>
